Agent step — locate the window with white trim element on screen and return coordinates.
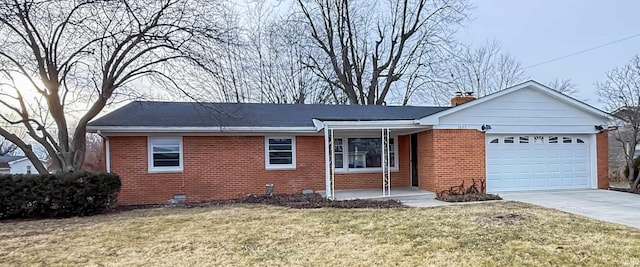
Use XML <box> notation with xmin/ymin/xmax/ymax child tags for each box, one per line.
<box><xmin>148</xmin><ymin>137</ymin><xmax>183</xmax><ymax>172</ymax></box>
<box><xmin>265</xmin><ymin>137</ymin><xmax>296</xmax><ymax>169</ymax></box>
<box><xmin>333</xmin><ymin>137</ymin><xmax>397</xmax><ymax>171</ymax></box>
<box><xmin>334</xmin><ymin>138</ymin><xmax>344</xmax><ymax>168</ymax></box>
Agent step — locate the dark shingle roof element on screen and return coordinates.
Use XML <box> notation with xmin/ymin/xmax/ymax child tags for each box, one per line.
<box><xmin>0</xmin><ymin>156</ymin><xmax>25</xmax><ymax>168</ymax></box>
<box><xmin>88</xmin><ymin>101</ymin><xmax>449</xmax><ymax>128</ymax></box>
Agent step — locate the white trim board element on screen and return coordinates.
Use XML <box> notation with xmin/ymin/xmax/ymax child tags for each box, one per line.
<box><xmin>89</xmin><ymin>126</ymin><xmax>318</xmax><ymax>134</ymax></box>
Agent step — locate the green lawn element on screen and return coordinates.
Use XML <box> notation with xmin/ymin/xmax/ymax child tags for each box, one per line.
<box><xmin>1</xmin><ymin>202</ymin><xmax>640</xmax><ymax>266</ymax></box>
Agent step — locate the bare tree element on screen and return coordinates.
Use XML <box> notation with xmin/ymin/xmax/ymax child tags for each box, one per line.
<box><xmin>257</xmin><ymin>16</ymin><xmax>337</xmax><ymax>104</ymax></box>
<box><xmin>81</xmin><ymin>134</ymin><xmax>105</xmax><ymax>171</ymax></box>
<box><xmin>207</xmin><ymin>1</ymin><xmax>336</xmax><ymax>104</ymax></box>
<box><xmin>296</xmin><ymin>0</ymin><xmax>470</xmax><ymax>105</ymax></box>
<box><xmin>428</xmin><ymin>40</ymin><xmax>579</xmax><ymax>105</ymax></box>
<box><xmin>0</xmin><ymin>0</ymin><xmax>232</xmax><ymax>173</ymax></box>
<box><xmin>596</xmin><ymin>54</ymin><xmax>640</xmax><ymax>191</ymax></box>
<box><xmin>436</xmin><ymin>40</ymin><xmax>526</xmax><ymax>104</ymax></box>
<box><xmin>546</xmin><ymin>78</ymin><xmax>577</xmax><ymax>96</ymax></box>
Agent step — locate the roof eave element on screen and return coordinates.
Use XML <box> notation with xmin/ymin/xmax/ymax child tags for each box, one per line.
<box><xmin>313</xmin><ymin>119</ymin><xmax>425</xmax><ymax>130</ymax></box>
<box><xmin>87</xmin><ymin>126</ymin><xmax>320</xmax><ymax>134</ymax></box>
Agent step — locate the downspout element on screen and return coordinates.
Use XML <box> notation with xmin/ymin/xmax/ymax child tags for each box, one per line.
<box><xmin>97</xmin><ymin>130</ymin><xmax>111</xmax><ymax>172</ymax></box>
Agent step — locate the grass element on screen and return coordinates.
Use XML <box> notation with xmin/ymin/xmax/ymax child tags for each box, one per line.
<box><xmin>1</xmin><ymin>202</ymin><xmax>640</xmax><ymax>266</ymax></box>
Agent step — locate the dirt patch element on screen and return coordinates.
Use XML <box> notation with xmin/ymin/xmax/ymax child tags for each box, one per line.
<box><xmin>110</xmin><ymin>193</ymin><xmax>405</xmax><ymax>213</ymax></box>
<box><xmin>475</xmin><ymin>213</ymin><xmax>524</xmax><ymax>226</ymax></box>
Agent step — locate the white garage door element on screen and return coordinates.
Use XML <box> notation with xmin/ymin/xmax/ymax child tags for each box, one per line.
<box><xmin>486</xmin><ymin>134</ymin><xmax>592</xmax><ymax>192</ymax></box>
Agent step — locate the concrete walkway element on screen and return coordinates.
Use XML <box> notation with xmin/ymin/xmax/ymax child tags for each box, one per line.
<box><xmin>500</xmin><ymin>189</ymin><xmax>640</xmax><ymax>228</ymax></box>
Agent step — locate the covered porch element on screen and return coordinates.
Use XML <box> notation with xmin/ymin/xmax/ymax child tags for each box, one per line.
<box><xmin>313</xmin><ymin>119</ymin><xmax>432</xmax><ymax>199</ymax></box>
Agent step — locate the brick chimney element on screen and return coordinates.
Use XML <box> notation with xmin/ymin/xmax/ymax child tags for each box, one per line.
<box><xmin>451</xmin><ymin>91</ymin><xmax>476</xmax><ymax>106</ymax></box>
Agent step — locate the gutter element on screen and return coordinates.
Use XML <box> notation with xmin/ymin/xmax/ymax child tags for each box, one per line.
<box><xmin>312</xmin><ymin>119</ymin><xmax>425</xmax><ymax>130</ymax></box>
<box><xmin>97</xmin><ymin>130</ymin><xmax>110</xmax><ymax>172</ymax></box>
<box><xmin>87</xmin><ymin>126</ymin><xmax>319</xmax><ymax>134</ymax></box>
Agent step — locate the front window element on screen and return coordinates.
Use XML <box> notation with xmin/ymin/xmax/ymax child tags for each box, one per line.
<box><xmin>148</xmin><ymin>137</ymin><xmax>183</xmax><ymax>172</ymax></box>
<box><xmin>334</xmin><ymin>137</ymin><xmax>396</xmax><ymax>171</ymax></box>
<box><xmin>334</xmin><ymin>138</ymin><xmax>344</xmax><ymax>168</ymax></box>
<box><xmin>265</xmin><ymin>137</ymin><xmax>296</xmax><ymax>169</ymax></box>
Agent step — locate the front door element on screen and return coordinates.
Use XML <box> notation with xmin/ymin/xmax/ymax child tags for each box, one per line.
<box><xmin>410</xmin><ymin>133</ymin><xmax>418</xmax><ymax>187</ymax></box>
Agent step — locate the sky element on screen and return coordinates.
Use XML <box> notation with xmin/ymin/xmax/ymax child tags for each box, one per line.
<box><xmin>458</xmin><ymin>0</ymin><xmax>640</xmax><ymax>108</ymax></box>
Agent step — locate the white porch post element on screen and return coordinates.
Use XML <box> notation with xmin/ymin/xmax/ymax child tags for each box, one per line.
<box><xmin>324</xmin><ymin>127</ymin><xmax>331</xmax><ymax>198</ymax></box>
<box><xmin>331</xmin><ymin>128</ymin><xmax>335</xmax><ymax>198</ymax></box>
<box><xmin>382</xmin><ymin>128</ymin><xmax>391</xmax><ymax>196</ymax></box>
<box><xmin>324</xmin><ymin>127</ymin><xmax>335</xmax><ymax>199</ymax></box>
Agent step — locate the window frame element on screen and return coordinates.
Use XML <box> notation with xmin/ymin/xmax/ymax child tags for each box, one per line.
<box><xmin>265</xmin><ymin>136</ymin><xmax>297</xmax><ymax>170</ymax></box>
<box><xmin>148</xmin><ymin>136</ymin><xmax>184</xmax><ymax>173</ymax></box>
<box><xmin>332</xmin><ymin>135</ymin><xmax>399</xmax><ymax>173</ymax></box>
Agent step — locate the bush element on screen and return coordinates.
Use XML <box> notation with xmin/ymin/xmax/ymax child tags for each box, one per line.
<box><xmin>0</xmin><ymin>172</ymin><xmax>121</xmax><ymax>220</ymax></box>
<box><xmin>436</xmin><ymin>179</ymin><xmax>502</xmax><ymax>203</ymax></box>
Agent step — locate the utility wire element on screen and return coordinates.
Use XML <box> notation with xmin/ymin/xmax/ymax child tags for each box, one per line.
<box><xmin>523</xmin><ymin>32</ymin><xmax>640</xmax><ymax>69</ymax></box>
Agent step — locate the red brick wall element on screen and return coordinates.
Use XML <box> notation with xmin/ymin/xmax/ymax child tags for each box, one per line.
<box><xmin>417</xmin><ymin>130</ymin><xmax>435</xmax><ymax>191</ymax></box>
<box><xmin>597</xmin><ymin>131</ymin><xmax>609</xmax><ymax>189</ymax></box>
<box><xmin>417</xmin><ymin>129</ymin><xmax>486</xmax><ymax>193</ymax></box>
<box><xmin>110</xmin><ymin>135</ymin><xmax>411</xmax><ymax>205</ymax></box>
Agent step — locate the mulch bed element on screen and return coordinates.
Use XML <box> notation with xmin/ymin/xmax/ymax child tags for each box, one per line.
<box><xmin>436</xmin><ymin>193</ymin><xmax>502</xmax><ymax>203</ymax></box>
<box><xmin>609</xmin><ymin>187</ymin><xmax>640</xmax><ymax>194</ymax></box>
<box><xmin>110</xmin><ymin>193</ymin><xmax>405</xmax><ymax>213</ymax></box>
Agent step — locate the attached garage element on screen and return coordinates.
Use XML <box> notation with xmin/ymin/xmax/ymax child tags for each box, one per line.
<box><xmin>486</xmin><ymin>134</ymin><xmax>594</xmax><ymax>192</ymax></box>
<box><xmin>418</xmin><ymin>80</ymin><xmax>612</xmax><ymax>193</ymax></box>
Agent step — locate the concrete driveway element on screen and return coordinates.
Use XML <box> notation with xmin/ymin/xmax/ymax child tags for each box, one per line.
<box><xmin>501</xmin><ymin>189</ymin><xmax>640</xmax><ymax>228</ymax></box>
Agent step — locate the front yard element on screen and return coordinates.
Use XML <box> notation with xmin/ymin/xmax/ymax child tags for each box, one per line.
<box><xmin>1</xmin><ymin>202</ymin><xmax>640</xmax><ymax>266</ymax></box>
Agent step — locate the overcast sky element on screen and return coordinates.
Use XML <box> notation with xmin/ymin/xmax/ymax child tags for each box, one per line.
<box><xmin>459</xmin><ymin>0</ymin><xmax>640</xmax><ymax>108</ymax></box>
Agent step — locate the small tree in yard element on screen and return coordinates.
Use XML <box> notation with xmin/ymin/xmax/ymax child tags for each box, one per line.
<box><xmin>596</xmin><ymin>54</ymin><xmax>640</xmax><ymax>191</ymax></box>
<box><xmin>0</xmin><ymin>0</ymin><xmax>232</xmax><ymax>173</ymax></box>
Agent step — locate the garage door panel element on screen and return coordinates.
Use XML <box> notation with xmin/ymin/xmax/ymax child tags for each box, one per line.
<box><xmin>486</xmin><ymin>134</ymin><xmax>592</xmax><ymax>192</ymax></box>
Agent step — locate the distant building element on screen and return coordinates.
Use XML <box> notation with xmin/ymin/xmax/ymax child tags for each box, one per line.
<box><xmin>0</xmin><ymin>156</ymin><xmax>37</xmax><ymax>174</ymax></box>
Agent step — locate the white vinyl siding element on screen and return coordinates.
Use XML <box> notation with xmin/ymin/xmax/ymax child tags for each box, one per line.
<box><xmin>148</xmin><ymin>137</ymin><xmax>183</xmax><ymax>172</ymax></box>
<box><xmin>265</xmin><ymin>137</ymin><xmax>296</xmax><ymax>169</ymax></box>
<box><xmin>8</xmin><ymin>159</ymin><xmax>39</xmax><ymax>174</ymax></box>
<box><xmin>434</xmin><ymin>86</ymin><xmax>608</xmax><ymax>133</ymax></box>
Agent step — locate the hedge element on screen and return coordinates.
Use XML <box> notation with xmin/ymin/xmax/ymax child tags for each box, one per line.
<box><xmin>0</xmin><ymin>172</ymin><xmax>121</xmax><ymax>220</ymax></box>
